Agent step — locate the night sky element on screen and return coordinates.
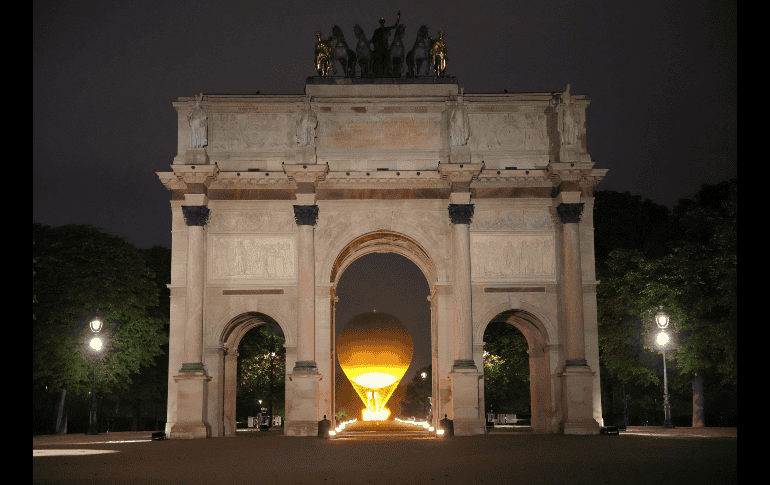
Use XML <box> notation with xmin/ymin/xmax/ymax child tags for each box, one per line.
<box><xmin>34</xmin><ymin>1</ymin><xmax>736</xmax><ymax>382</ymax></box>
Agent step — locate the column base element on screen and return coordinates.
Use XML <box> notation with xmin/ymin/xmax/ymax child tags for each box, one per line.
<box><xmin>286</xmin><ymin>368</ymin><xmax>320</xmax><ymax>436</ymax></box>
<box><xmin>560</xmin><ymin>365</ymin><xmax>600</xmax><ymax>435</ymax></box>
<box><xmin>171</xmin><ymin>371</ymin><xmax>212</xmax><ymax>439</ymax></box>
<box><xmin>449</xmin><ymin>367</ymin><xmax>485</xmax><ymax>435</ymax></box>
<box><xmin>170</xmin><ymin>421</ymin><xmax>212</xmax><ymax>439</ymax></box>
<box><xmin>284</xmin><ymin>420</ymin><xmax>318</xmax><ymax>436</ymax></box>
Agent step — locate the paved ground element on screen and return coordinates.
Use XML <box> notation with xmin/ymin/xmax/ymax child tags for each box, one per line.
<box><xmin>33</xmin><ymin>427</ymin><xmax>737</xmax><ymax>484</ymax></box>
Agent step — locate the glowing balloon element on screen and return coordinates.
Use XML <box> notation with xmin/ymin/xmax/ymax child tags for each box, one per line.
<box><xmin>337</xmin><ymin>312</ymin><xmax>413</xmax><ymax>421</ymax></box>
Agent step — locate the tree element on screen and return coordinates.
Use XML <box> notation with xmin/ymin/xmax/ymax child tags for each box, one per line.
<box><xmin>237</xmin><ymin>323</ymin><xmax>286</xmax><ymax>426</ymax></box>
<box><xmin>33</xmin><ymin>224</ymin><xmax>168</xmax><ymax>433</ymax></box>
<box><xmin>595</xmin><ymin>180</ymin><xmax>737</xmax><ymax>426</ymax></box>
<box><xmin>483</xmin><ymin>319</ymin><xmax>530</xmax><ymax>415</ymax></box>
<box><xmin>399</xmin><ymin>365</ymin><xmax>432</xmax><ymax>419</ymax></box>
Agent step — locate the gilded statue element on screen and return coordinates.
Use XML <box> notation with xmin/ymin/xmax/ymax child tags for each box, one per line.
<box><xmin>429</xmin><ymin>28</ymin><xmax>448</xmax><ymax>78</ymax></box>
<box><xmin>314</xmin><ymin>30</ymin><xmax>334</xmax><ymax>77</ymax></box>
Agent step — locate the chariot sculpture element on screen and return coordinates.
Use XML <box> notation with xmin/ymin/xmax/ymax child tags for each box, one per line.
<box><xmin>313</xmin><ymin>13</ymin><xmax>449</xmax><ymax>79</ymax></box>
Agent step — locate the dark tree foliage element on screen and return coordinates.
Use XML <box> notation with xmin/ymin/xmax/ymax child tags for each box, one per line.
<box><xmin>33</xmin><ymin>224</ymin><xmax>169</xmax><ymax>433</ymax></box>
<box><xmin>399</xmin><ymin>365</ymin><xmax>432</xmax><ymax>419</ymax></box>
<box><xmin>236</xmin><ymin>323</ymin><xmax>286</xmax><ymax>425</ymax></box>
<box><xmin>483</xmin><ymin>319</ymin><xmax>530</xmax><ymax>415</ymax></box>
<box><xmin>594</xmin><ymin>180</ymin><xmax>736</xmax><ymax>426</ymax></box>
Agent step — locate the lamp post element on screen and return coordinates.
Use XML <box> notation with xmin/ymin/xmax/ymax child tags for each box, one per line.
<box><xmin>87</xmin><ymin>316</ymin><xmax>104</xmax><ymax>435</ymax></box>
<box><xmin>654</xmin><ymin>308</ymin><xmax>674</xmax><ymax>429</ymax></box>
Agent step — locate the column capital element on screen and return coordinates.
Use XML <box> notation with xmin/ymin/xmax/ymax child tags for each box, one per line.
<box><xmin>293</xmin><ymin>205</ymin><xmax>319</xmax><ymax>226</ymax></box>
<box><xmin>182</xmin><ymin>205</ymin><xmax>211</xmax><ymax>227</ymax></box>
<box><xmin>556</xmin><ymin>203</ymin><xmax>584</xmax><ymax>224</ymax></box>
<box><xmin>448</xmin><ymin>203</ymin><xmax>474</xmax><ymax>225</ymax></box>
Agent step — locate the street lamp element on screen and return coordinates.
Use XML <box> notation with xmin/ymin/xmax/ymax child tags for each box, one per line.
<box><xmin>654</xmin><ymin>307</ymin><xmax>674</xmax><ymax>429</ymax></box>
<box><xmin>87</xmin><ymin>315</ymin><xmax>104</xmax><ymax>435</ymax></box>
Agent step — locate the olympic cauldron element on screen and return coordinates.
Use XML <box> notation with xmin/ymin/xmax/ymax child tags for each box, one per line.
<box><xmin>337</xmin><ymin>311</ymin><xmax>413</xmax><ymax>421</ymax></box>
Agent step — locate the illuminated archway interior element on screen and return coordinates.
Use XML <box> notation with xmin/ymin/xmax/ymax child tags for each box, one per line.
<box><xmin>337</xmin><ymin>311</ymin><xmax>413</xmax><ymax>421</ymax></box>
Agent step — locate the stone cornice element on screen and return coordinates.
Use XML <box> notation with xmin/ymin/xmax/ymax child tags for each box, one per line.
<box><xmin>283</xmin><ymin>163</ymin><xmax>329</xmax><ymax>184</ymax></box>
<box><xmin>320</xmin><ymin>170</ymin><xmax>447</xmax><ymax>190</ymax></box>
<box><xmin>545</xmin><ymin>162</ymin><xmax>607</xmax><ymax>189</ymax></box>
<box><xmin>209</xmin><ymin>171</ymin><xmax>296</xmax><ymax>190</ymax></box>
<box><xmin>472</xmin><ymin>169</ymin><xmax>553</xmax><ymax>188</ymax></box>
<box><xmin>437</xmin><ymin>162</ymin><xmax>484</xmax><ymax>183</ymax></box>
<box><xmin>173</xmin><ymin>164</ymin><xmax>219</xmax><ymax>186</ymax></box>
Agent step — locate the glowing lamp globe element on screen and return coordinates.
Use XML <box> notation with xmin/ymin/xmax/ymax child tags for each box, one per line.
<box><xmin>656</xmin><ymin>330</ymin><xmax>670</xmax><ymax>348</ymax></box>
<box><xmin>89</xmin><ymin>336</ymin><xmax>104</xmax><ymax>352</ymax></box>
<box><xmin>337</xmin><ymin>312</ymin><xmax>413</xmax><ymax>421</ymax></box>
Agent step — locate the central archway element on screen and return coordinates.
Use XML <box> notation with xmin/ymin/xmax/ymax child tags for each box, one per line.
<box><xmin>329</xmin><ymin>230</ymin><xmax>439</xmax><ymax>427</ymax></box>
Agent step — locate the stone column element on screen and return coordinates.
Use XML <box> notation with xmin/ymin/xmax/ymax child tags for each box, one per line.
<box><xmin>171</xmin><ymin>198</ymin><xmax>212</xmax><ymax>439</ymax></box>
<box><xmin>448</xmin><ymin>203</ymin><xmax>475</xmax><ymax>369</ymax></box>
<box><xmin>557</xmin><ymin>201</ymin><xmax>599</xmax><ymax>435</ymax></box>
<box><xmin>223</xmin><ymin>351</ymin><xmax>238</xmax><ymax>437</ymax></box>
<box><xmin>447</xmin><ymin>203</ymin><xmax>484</xmax><ymax>435</ymax></box>
<box><xmin>285</xmin><ymin>204</ymin><xmax>321</xmax><ymax>436</ymax></box>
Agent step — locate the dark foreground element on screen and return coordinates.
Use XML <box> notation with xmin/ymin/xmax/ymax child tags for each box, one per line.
<box><xmin>33</xmin><ymin>427</ymin><xmax>737</xmax><ymax>485</ymax></box>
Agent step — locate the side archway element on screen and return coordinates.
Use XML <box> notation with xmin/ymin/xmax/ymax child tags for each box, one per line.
<box><xmin>218</xmin><ymin>312</ymin><xmax>287</xmax><ymax>437</ymax></box>
<box><xmin>479</xmin><ymin>309</ymin><xmax>555</xmax><ymax>433</ymax></box>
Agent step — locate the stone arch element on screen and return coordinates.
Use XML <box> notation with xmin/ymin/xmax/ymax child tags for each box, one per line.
<box><xmin>478</xmin><ymin>307</ymin><xmax>555</xmax><ymax>433</ymax></box>
<box><xmin>329</xmin><ymin>230</ymin><xmax>437</xmax><ymax>286</ymax></box>
<box><xmin>217</xmin><ymin>311</ymin><xmax>289</xmax><ymax>437</ymax></box>
<box><xmin>328</xmin><ymin>229</ymin><xmax>439</xmax><ymax>426</ymax></box>
<box><xmin>210</xmin><ymin>301</ymin><xmax>295</xmax><ymax>350</ymax></box>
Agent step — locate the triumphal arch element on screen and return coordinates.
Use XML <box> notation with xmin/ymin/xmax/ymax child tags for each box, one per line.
<box><xmin>157</xmin><ymin>79</ymin><xmax>607</xmax><ymax>438</ymax></box>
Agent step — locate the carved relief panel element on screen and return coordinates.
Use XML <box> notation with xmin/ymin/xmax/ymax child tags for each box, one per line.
<box><xmin>209</xmin><ymin>235</ymin><xmax>297</xmax><ymax>282</ymax></box>
<box><xmin>207</xmin><ymin>209</ymin><xmax>298</xmax><ymax>284</ymax></box>
<box><xmin>471</xmin><ymin>234</ymin><xmax>555</xmax><ymax>281</ymax></box>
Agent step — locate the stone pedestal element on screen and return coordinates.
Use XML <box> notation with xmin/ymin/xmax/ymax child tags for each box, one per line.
<box><xmin>449</xmin><ymin>368</ymin><xmax>486</xmax><ymax>435</ymax></box>
<box><xmin>171</xmin><ymin>371</ymin><xmax>212</xmax><ymax>439</ymax></box>
<box><xmin>285</xmin><ymin>371</ymin><xmax>321</xmax><ymax>436</ymax></box>
<box><xmin>560</xmin><ymin>365</ymin><xmax>600</xmax><ymax>435</ymax></box>
<box><xmin>184</xmin><ymin>148</ymin><xmax>209</xmax><ymax>165</ymax></box>
<box><xmin>449</xmin><ymin>145</ymin><xmax>471</xmax><ymax>164</ymax></box>
<box><xmin>296</xmin><ymin>145</ymin><xmax>317</xmax><ymax>165</ymax></box>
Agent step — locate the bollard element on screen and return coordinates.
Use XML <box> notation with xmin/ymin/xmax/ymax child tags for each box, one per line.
<box><xmin>439</xmin><ymin>414</ymin><xmax>454</xmax><ymax>436</ymax></box>
<box><xmin>318</xmin><ymin>415</ymin><xmax>331</xmax><ymax>438</ymax></box>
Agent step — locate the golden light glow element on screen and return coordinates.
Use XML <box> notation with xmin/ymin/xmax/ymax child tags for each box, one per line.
<box><xmin>337</xmin><ymin>312</ymin><xmax>413</xmax><ymax>421</ymax></box>
<box><xmin>656</xmin><ymin>330</ymin><xmax>670</xmax><ymax>347</ymax></box>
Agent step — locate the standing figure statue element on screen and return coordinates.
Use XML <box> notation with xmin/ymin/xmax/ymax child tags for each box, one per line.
<box><xmin>557</xmin><ymin>84</ymin><xmax>577</xmax><ymax>146</ymax></box>
<box><xmin>371</xmin><ymin>11</ymin><xmax>400</xmax><ymax>77</ymax></box>
<box><xmin>314</xmin><ymin>30</ymin><xmax>334</xmax><ymax>77</ymax></box>
<box><xmin>429</xmin><ymin>28</ymin><xmax>448</xmax><ymax>78</ymax></box>
<box><xmin>188</xmin><ymin>93</ymin><xmax>208</xmax><ymax>148</ymax></box>
<box><xmin>450</xmin><ymin>88</ymin><xmax>470</xmax><ymax>146</ymax></box>
<box><xmin>296</xmin><ymin>96</ymin><xmax>318</xmax><ymax>147</ymax></box>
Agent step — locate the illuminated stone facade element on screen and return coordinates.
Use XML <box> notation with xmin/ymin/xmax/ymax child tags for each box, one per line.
<box><xmin>157</xmin><ymin>82</ymin><xmax>607</xmax><ymax>437</ymax></box>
